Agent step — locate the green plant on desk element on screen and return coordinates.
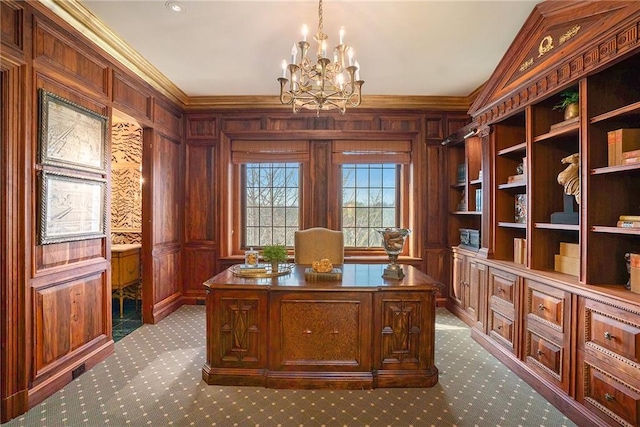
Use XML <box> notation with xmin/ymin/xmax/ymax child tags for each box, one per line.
<box><xmin>262</xmin><ymin>245</ymin><xmax>288</xmax><ymax>271</ymax></box>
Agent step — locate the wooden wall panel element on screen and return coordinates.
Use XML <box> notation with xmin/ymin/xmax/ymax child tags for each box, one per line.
<box><xmin>153</xmin><ymin>99</ymin><xmax>182</xmax><ymax>138</ymax></box>
<box><xmin>380</xmin><ymin>116</ymin><xmax>421</xmax><ymax>131</ymax></box>
<box><xmin>36</xmin><ymin>240</ymin><xmax>103</xmax><ymax>271</ymax></box>
<box><xmin>424</xmin><ymin>115</ymin><xmax>444</xmax><ymax>140</ymax></box>
<box><xmin>153</xmin><ymin>248</ymin><xmax>181</xmax><ymax>303</ymax></box>
<box><xmin>1</xmin><ymin>1</ymin><xmax>23</xmax><ymax>53</ymax></box>
<box><xmin>153</xmin><ymin>134</ymin><xmax>181</xmax><ymax>245</ymax></box>
<box><xmin>186</xmin><ymin>115</ymin><xmax>218</xmax><ymax>140</ymax></box>
<box><xmin>185</xmin><ymin>144</ymin><xmax>216</xmax><ymax>242</ymax></box>
<box><xmin>333</xmin><ymin>115</ymin><xmax>377</xmax><ymax>131</ymax></box>
<box><xmin>222</xmin><ymin>117</ymin><xmax>263</xmax><ymax>131</ymax></box>
<box><xmin>425</xmin><ymin>143</ymin><xmax>445</xmax><ymax>245</ymax></box>
<box><xmin>112</xmin><ymin>72</ymin><xmax>152</xmax><ymax>122</ymax></box>
<box><xmin>182</xmin><ymin>248</ymin><xmax>216</xmax><ymax>300</ymax></box>
<box><xmin>34</xmin><ymin>275</ymin><xmax>105</xmax><ymax>375</ymax></box>
<box><xmin>33</xmin><ymin>19</ymin><xmax>108</xmax><ymax>97</ymax></box>
<box><xmin>266</xmin><ymin>116</ymin><xmax>309</xmax><ymax>130</ymax></box>
<box><xmin>446</xmin><ymin>114</ymin><xmax>471</xmax><ymax>136</ymax></box>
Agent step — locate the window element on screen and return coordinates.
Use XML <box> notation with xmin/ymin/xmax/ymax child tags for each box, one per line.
<box><xmin>341</xmin><ymin>164</ymin><xmax>399</xmax><ymax>247</ymax></box>
<box><xmin>243</xmin><ymin>163</ymin><xmax>300</xmax><ymax>247</ymax></box>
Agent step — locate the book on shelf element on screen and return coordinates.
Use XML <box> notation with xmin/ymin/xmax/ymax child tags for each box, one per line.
<box><xmin>620</xmin><ymin>215</ymin><xmax>640</xmax><ymax>221</ymax></box>
<box><xmin>550</xmin><ymin>116</ymin><xmax>579</xmax><ymax>131</ymax></box>
<box><xmin>475</xmin><ymin>189</ymin><xmax>482</xmax><ymax>212</ymax></box>
<box><xmin>630</xmin><ymin>253</ymin><xmax>640</xmax><ymax>294</ymax></box>
<box><xmin>507</xmin><ymin>174</ymin><xmax>526</xmax><ymax>183</ymax></box>
<box><xmin>618</xmin><ymin>220</ymin><xmax>640</xmax><ymax>228</ymax></box>
<box><xmin>513</xmin><ymin>238</ymin><xmax>526</xmax><ymax>264</ymax></box>
<box><xmin>608</xmin><ymin>128</ymin><xmax>640</xmax><ymax>166</ymax></box>
<box><xmin>554</xmin><ymin>242</ymin><xmax>579</xmax><ymax>276</ymax></box>
<box><xmin>457</xmin><ymin>164</ymin><xmax>466</xmax><ymax>183</ymax></box>
<box><xmin>622</xmin><ymin>148</ymin><xmax>640</xmax><ymax>159</ymax></box>
<box><xmin>622</xmin><ymin>156</ymin><xmax>640</xmax><ymax>165</ymax></box>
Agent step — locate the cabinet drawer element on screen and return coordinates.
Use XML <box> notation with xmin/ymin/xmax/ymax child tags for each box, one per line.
<box><xmin>488</xmin><ymin>268</ymin><xmax>516</xmax><ymax>305</ymax></box>
<box><xmin>489</xmin><ymin>309</ymin><xmax>514</xmax><ymax>350</ymax></box>
<box><xmin>585</xmin><ymin>307</ymin><xmax>640</xmax><ymax>365</ymax></box>
<box><xmin>584</xmin><ymin>363</ymin><xmax>640</xmax><ymax>427</ymax></box>
<box><xmin>527</xmin><ymin>331</ymin><xmax>562</xmax><ymax>378</ymax></box>
<box><xmin>526</xmin><ymin>284</ymin><xmax>564</xmax><ymax>329</ymax></box>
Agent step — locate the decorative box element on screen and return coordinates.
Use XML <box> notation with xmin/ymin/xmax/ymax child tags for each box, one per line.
<box><xmin>459</xmin><ymin>228</ymin><xmax>480</xmax><ymax>251</ymax></box>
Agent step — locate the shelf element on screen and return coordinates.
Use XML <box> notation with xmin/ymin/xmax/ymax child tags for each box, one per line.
<box><xmin>533</xmin><ymin>121</ymin><xmax>579</xmax><ymax>143</ymax></box>
<box><xmin>591</xmin><ymin>225</ymin><xmax>640</xmax><ymax>235</ymax></box>
<box><xmin>535</xmin><ymin>222</ymin><xmax>579</xmax><ymax>231</ymax></box>
<box><xmin>450</xmin><ymin>182</ymin><xmax>465</xmax><ymax>188</ymax></box>
<box><xmin>451</xmin><ymin>211</ymin><xmax>482</xmax><ymax>216</ymax></box>
<box><xmin>590</xmin><ymin>100</ymin><xmax>640</xmax><ymax>124</ymax></box>
<box><xmin>591</xmin><ymin>163</ymin><xmax>640</xmax><ymax>175</ymax></box>
<box><xmin>469</xmin><ymin>179</ymin><xmax>482</xmax><ymax>185</ymax></box>
<box><xmin>498</xmin><ymin>182</ymin><xmax>526</xmax><ymax>190</ymax></box>
<box><xmin>498</xmin><ymin>222</ymin><xmax>526</xmax><ymax>229</ymax></box>
<box><xmin>497</xmin><ymin>142</ymin><xmax>526</xmax><ymax>156</ymax></box>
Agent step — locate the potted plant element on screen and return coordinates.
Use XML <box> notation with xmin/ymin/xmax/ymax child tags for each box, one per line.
<box><xmin>262</xmin><ymin>245</ymin><xmax>288</xmax><ymax>271</ymax></box>
<box><xmin>552</xmin><ymin>90</ymin><xmax>579</xmax><ymax>120</ymax></box>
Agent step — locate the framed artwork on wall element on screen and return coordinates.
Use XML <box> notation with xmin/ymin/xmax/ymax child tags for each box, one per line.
<box><xmin>38</xmin><ymin>89</ymin><xmax>108</xmax><ymax>173</ymax></box>
<box><xmin>38</xmin><ymin>171</ymin><xmax>107</xmax><ymax>245</ymax></box>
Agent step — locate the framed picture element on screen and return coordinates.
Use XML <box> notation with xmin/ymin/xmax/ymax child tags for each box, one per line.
<box><xmin>38</xmin><ymin>89</ymin><xmax>108</xmax><ymax>173</ymax></box>
<box><xmin>39</xmin><ymin>171</ymin><xmax>107</xmax><ymax>245</ymax></box>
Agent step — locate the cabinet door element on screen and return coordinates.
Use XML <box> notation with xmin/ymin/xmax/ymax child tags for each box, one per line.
<box><xmin>487</xmin><ymin>267</ymin><xmax>520</xmax><ymax>355</ymax></box>
<box><xmin>468</xmin><ymin>259</ymin><xmax>487</xmax><ymax>333</ymax></box>
<box><xmin>451</xmin><ymin>251</ymin><xmax>465</xmax><ymax>308</ymax></box>
<box><xmin>270</xmin><ymin>291</ymin><xmax>371</xmax><ymax>372</ymax></box>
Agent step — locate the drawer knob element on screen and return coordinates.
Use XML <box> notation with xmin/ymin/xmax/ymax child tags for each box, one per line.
<box><xmin>604</xmin><ymin>393</ymin><xmax>615</xmax><ymax>402</ymax></box>
<box><xmin>538</xmin><ymin>304</ymin><xmax>546</xmax><ymax>311</ymax></box>
<box><xmin>303</xmin><ymin>329</ymin><xmax>312</xmax><ymax>335</ymax></box>
<box><xmin>497</xmin><ymin>287</ymin><xmax>503</xmax><ymax>293</ymax></box>
<box><xmin>604</xmin><ymin>331</ymin><xmax>613</xmax><ymax>340</ymax></box>
<box><xmin>497</xmin><ymin>325</ymin><xmax>503</xmax><ymax>330</ymax></box>
<box><xmin>536</xmin><ymin>349</ymin><xmax>543</xmax><ymax>356</ymax></box>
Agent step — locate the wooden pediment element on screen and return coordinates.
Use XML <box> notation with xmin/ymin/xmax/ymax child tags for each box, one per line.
<box><xmin>469</xmin><ymin>0</ymin><xmax>640</xmax><ymax>125</ymax></box>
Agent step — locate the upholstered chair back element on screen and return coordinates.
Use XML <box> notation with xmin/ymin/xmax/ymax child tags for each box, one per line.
<box><xmin>294</xmin><ymin>227</ymin><xmax>344</xmax><ymax>264</ymax></box>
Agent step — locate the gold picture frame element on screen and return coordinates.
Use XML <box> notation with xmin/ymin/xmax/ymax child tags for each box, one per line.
<box><xmin>38</xmin><ymin>89</ymin><xmax>108</xmax><ymax>173</ymax></box>
<box><xmin>38</xmin><ymin>171</ymin><xmax>107</xmax><ymax>245</ymax></box>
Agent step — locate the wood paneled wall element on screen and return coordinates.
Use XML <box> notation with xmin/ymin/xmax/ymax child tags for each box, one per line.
<box><xmin>181</xmin><ymin>111</ymin><xmax>470</xmax><ymax>303</ymax></box>
<box><xmin>0</xmin><ymin>1</ymin><xmax>183</xmax><ymax>421</ymax></box>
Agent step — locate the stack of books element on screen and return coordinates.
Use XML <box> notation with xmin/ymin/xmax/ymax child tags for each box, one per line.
<box><xmin>630</xmin><ymin>253</ymin><xmax>640</xmax><ymax>294</ymax></box>
<box><xmin>608</xmin><ymin>128</ymin><xmax>640</xmax><ymax>166</ymax></box>
<box><xmin>239</xmin><ymin>264</ymin><xmax>268</xmax><ymax>273</ymax></box>
<box><xmin>554</xmin><ymin>242</ymin><xmax>579</xmax><ymax>277</ymax></box>
<box><xmin>617</xmin><ymin>215</ymin><xmax>640</xmax><ymax>228</ymax></box>
<box><xmin>507</xmin><ymin>173</ymin><xmax>526</xmax><ymax>184</ymax></box>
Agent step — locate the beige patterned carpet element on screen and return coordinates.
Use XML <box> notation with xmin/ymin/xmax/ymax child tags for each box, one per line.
<box><xmin>3</xmin><ymin>306</ymin><xmax>576</xmax><ymax>426</ymax></box>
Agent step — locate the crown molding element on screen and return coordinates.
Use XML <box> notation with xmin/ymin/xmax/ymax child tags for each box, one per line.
<box><xmin>185</xmin><ymin>95</ymin><xmax>472</xmax><ymax>112</ymax></box>
<box><xmin>41</xmin><ymin>0</ymin><xmax>188</xmax><ymax>106</ymax></box>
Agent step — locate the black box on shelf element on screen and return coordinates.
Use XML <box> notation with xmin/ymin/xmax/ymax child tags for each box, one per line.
<box><xmin>459</xmin><ymin>228</ymin><xmax>480</xmax><ymax>251</ymax></box>
<box><xmin>457</xmin><ymin>164</ymin><xmax>466</xmax><ymax>183</ymax></box>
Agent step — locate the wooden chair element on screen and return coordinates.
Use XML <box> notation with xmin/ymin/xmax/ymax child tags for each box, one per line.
<box><xmin>294</xmin><ymin>227</ymin><xmax>344</xmax><ymax>264</ymax></box>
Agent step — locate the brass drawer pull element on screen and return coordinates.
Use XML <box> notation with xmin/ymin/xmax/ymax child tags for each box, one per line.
<box><xmin>536</xmin><ymin>350</ymin><xmax>543</xmax><ymax>356</ymax></box>
<box><xmin>496</xmin><ymin>325</ymin><xmax>503</xmax><ymax>330</ymax></box>
<box><xmin>497</xmin><ymin>287</ymin><xmax>503</xmax><ymax>293</ymax></box>
<box><xmin>303</xmin><ymin>329</ymin><xmax>312</xmax><ymax>335</ymax></box>
<box><xmin>604</xmin><ymin>331</ymin><xmax>613</xmax><ymax>340</ymax></box>
<box><xmin>604</xmin><ymin>393</ymin><xmax>615</xmax><ymax>402</ymax></box>
<box><xmin>538</xmin><ymin>304</ymin><xmax>546</xmax><ymax>311</ymax></box>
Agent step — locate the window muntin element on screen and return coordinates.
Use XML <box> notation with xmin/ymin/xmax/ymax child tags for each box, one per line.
<box><xmin>243</xmin><ymin>163</ymin><xmax>300</xmax><ymax>247</ymax></box>
<box><xmin>341</xmin><ymin>164</ymin><xmax>399</xmax><ymax>247</ymax></box>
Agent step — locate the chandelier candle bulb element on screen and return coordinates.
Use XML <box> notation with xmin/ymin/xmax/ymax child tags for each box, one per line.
<box><xmin>348</xmin><ymin>48</ymin><xmax>354</xmax><ymax>66</ymax></box>
<box><xmin>340</xmin><ymin>26</ymin><xmax>345</xmax><ymax>44</ymax></box>
<box><xmin>302</xmin><ymin>24</ymin><xmax>308</xmax><ymax>42</ymax></box>
<box><xmin>281</xmin><ymin>60</ymin><xmax>287</xmax><ymax>78</ymax></box>
<box><xmin>290</xmin><ymin>44</ymin><xmax>297</xmax><ymax>64</ymax></box>
<box><xmin>355</xmin><ymin>61</ymin><xmax>360</xmax><ymax>81</ymax></box>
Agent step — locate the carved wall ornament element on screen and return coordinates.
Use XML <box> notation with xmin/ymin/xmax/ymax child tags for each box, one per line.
<box><xmin>538</xmin><ymin>35</ymin><xmax>554</xmax><ymax>57</ymax></box>
<box><xmin>559</xmin><ymin>25</ymin><xmax>581</xmax><ymax>45</ymax></box>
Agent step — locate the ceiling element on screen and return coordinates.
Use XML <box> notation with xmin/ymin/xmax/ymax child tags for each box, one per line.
<box><xmin>74</xmin><ymin>0</ymin><xmax>540</xmax><ymax>100</ymax></box>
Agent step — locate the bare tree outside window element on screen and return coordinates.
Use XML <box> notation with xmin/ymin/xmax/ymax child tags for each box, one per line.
<box><xmin>342</xmin><ymin>164</ymin><xmax>398</xmax><ymax>247</ymax></box>
<box><xmin>244</xmin><ymin>163</ymin><xmax>300</xmax><ymax>247</ymax></box>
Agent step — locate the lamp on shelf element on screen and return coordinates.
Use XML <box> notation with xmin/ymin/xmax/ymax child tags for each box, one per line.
<box><xmin>277</xmin><ymin>0</ymin><xmax>363</xmax><ymax>115</ymax></box>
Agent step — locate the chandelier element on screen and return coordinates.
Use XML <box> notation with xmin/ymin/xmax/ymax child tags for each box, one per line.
<box><xmin>277</xmin><ymin>0</ymin><xmax>363</xmax><ymax>114</ymax></box>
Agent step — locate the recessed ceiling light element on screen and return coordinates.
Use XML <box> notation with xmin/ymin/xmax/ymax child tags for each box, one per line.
<box><xmin>165</xmin><ymin>1</ymin><xmax>184</xmax><ymax>13</ymax></box>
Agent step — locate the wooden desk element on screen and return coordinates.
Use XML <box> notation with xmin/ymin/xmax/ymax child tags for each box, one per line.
<box><xmin>111</xmin><ymin>244</ymin><xmax>141</xmax><ymax>318</ymax></box>
<box><xmin>202</xmin><ymin>264</ymin><xmax>439</xmax><ymax>389</ymax></box>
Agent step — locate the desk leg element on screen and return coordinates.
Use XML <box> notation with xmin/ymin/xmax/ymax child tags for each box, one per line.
<box><xmin>119</xmin><ymin>288</ymin><xmax>124</xmax><ymax>318</ymax></box>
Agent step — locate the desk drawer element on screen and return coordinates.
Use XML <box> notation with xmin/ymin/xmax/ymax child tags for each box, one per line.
<box><xmin>489</xmin><ymin>309</ymin><xmax>514</xmax><ymax>352</ymax></box>
<box><xmin>583</xmin><ymin>363</ymin><xmax>640</xmax><ymax>427</ymax></box>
